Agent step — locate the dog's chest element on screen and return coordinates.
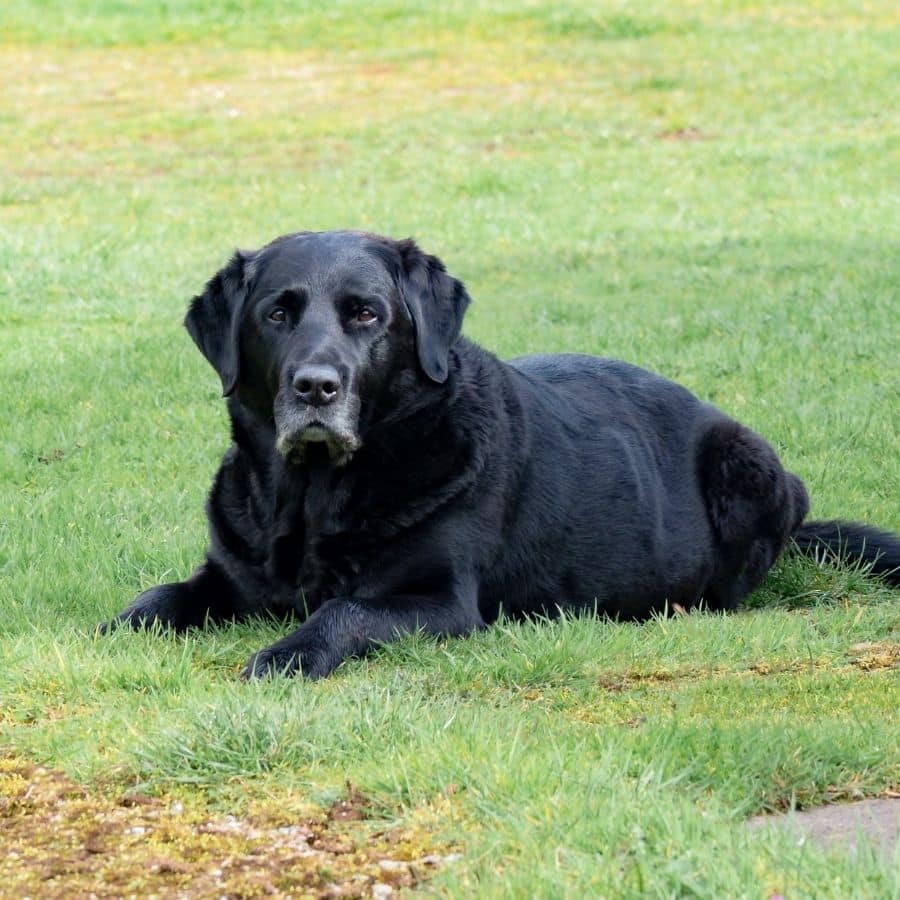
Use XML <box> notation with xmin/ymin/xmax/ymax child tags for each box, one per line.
<box><xmin>298</xmin><ymin>479</ymin><xmax>358</xmax><ymax>592</ymax></box>
<box><xmin>268</xmin><ymin>469</ymin><xmax>373</xmax><ymax>609</ymax></box>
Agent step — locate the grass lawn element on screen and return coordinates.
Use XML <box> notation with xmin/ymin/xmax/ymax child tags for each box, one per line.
<box><xmin>1</xmin><ymin>1</ymin><xmax>898</xmax><ymax>896</ymax></box>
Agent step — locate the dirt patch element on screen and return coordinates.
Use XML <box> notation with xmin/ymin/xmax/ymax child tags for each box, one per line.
<box><xmin>0</xmin><ymin>758</ymin><xmax>457</xmax><ymax>898</ymax></box>
<box><xmin>748</xmin><ymin>798</ymin><xmax>899</xmax><ymax>858</ymax></box>
<box><xmin>597</xmin><ymin>669</ymin><xmax>677</xmax><ymax>691</ymax></box>
<box><xmin>595</xmin><ymin>643</ymin><xmax>900</xmax><ymax>692</ymax></box>
<box><xmin>657</xmin><ymin>126</ymin><xmax>708</xmax><ymax>141</ymax></box>
<box><xmin>847</xmin><ymin>641</ymin><xmax>900</xmax><ymax>671</ymax></box>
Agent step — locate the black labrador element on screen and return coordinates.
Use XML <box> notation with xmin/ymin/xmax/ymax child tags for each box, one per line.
<box><xmin>104</xmin><ymin>230</ymin><xmax>900</xmax><ymax>678</ymax></box>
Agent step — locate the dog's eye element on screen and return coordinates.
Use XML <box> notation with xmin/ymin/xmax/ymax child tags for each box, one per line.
<box><xmin>267</xmin><ymin>307</ymin><xmax>287</xmax><ymax>323</ymax></box>
<box><xmin>355</xmin><ymin>307</ymin><xmax>377</xmax><ymax>324</ymax></box>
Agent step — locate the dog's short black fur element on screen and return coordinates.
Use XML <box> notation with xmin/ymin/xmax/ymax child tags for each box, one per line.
<box><xmin>105</xmin><ymin>231</ymin><xmax>900</xmax><ymax>678</ymax></box>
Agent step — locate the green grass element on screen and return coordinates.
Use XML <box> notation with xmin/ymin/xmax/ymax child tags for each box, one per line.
<box><xmin>1</xmin><ymin>1</ymin><xmax>899</xmax><ymax>896</ymax></box>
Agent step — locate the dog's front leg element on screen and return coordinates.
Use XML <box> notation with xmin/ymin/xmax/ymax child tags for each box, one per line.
<box><xmin>241</xmin><ymin>590</ymin><xmax>483</xmax><ymax>679</ymax></box>
<box><xmin>101</xmin><ymin>560</ymin><xmax>239</xmax><ymax>633</ymax></box>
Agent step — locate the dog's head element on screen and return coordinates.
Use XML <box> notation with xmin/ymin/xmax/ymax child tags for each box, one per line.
<box><xmin>184</xmin><ymin>231</ymin><xmax>470</xmax><ymax>465</ymax></box>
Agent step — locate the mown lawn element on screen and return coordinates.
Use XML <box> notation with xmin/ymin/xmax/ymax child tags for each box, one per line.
<box><xmin>1</xmin><ymin>1</ymin><xmax>898</xmax><ymax>896</ymax></box>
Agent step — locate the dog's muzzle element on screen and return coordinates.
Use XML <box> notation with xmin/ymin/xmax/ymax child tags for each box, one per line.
<box><xmin>275</xmin><ymin>422</ymin><xmax>361</xmax><ymax>466</ymax></box>
<box><xmin>274</xmin><ymin>391</ymin><xmax>362</xmax><ymax>466</ymax></box>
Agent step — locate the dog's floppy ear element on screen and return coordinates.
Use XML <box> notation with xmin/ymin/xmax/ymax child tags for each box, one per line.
<box><xmin>184</xmin><ymin>250</ymin><xmax>255</xmax><ymax>396</ymax></box>
<box><xmin>396</xmin><ymin>238</ymin><xmax>471</xmax><ymax>383</ymax></box>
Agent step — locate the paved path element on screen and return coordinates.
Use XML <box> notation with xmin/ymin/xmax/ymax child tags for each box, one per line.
<box><xmin>747</xmin><ymin>798</ymin><xmax>899</xmax><ymax>857</ymax></box>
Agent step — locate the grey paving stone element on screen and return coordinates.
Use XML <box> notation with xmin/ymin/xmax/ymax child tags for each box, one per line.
<box><xmin>747</xmin><ymin>798</ymin><xmax>899</xmax><ymax>858</ymax></box>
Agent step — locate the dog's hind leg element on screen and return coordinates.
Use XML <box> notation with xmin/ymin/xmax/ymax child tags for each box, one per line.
<box><xmin>697</xmin><ymin>418</ymin><xmax>809</xmax><ymax>610</ymax></box>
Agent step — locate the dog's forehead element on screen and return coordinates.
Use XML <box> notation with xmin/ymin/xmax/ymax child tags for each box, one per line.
<box><xmin>252</xmin><ymin>233</ymin><xmax>392</xmax><ymax>297</ymax></box>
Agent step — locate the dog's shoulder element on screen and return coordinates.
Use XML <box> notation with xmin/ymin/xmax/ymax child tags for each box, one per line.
<box><xmin>355</xmin><ymin>339</ymin><xmax>517</xmax><ymax>520</ymax></box>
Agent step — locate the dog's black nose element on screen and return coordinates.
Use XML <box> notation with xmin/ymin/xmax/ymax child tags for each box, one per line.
<box><xmin>293</xmin><ymin>365</ymin><xmax>341</xmax><ymax>406</ymax></box>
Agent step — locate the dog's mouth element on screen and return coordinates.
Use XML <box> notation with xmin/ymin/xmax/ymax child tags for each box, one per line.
<box><xmin>275</xmin><ymin>422</ymin><xmax>362</xmax><ymax>467</ymax></box>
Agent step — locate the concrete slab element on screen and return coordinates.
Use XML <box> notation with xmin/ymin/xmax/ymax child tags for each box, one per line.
<box><xmin>747</xmin><ymin>798</ymin><xmax>899</xmax><ymax>858</ymax></box>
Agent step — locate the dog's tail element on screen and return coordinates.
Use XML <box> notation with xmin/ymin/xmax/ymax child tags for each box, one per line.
<box><xmin>792</xmin><ymin>520</ymin><xmax>900</xmax><ymax>586</ymax></box>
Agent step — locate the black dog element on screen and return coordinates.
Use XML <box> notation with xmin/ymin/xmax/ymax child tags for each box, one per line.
<box><xmin>104</xmin><ymin>230</ymin><xmax>900</xmax><ymax>678</ymax></box>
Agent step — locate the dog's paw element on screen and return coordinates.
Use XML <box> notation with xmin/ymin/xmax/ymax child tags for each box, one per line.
<box><xmin>240</xmin><ymin>639</ymin><xmax>332</xmax><ymax>680</ymax></box>
<box><xmin>98</xmin><ymin>583</ymin><xmax>191</xmax><ymax>635</ymax></box>
<box><xmin>240</xmin><ymin>647</ymin><xmax>301</xmax><ymax>680</ymax></box>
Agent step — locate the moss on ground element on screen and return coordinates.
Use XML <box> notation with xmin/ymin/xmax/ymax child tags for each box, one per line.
<box><xmin>0</xmin><ymin>756</ymin><xmax>457</xmax><ymax>898</ymax></box>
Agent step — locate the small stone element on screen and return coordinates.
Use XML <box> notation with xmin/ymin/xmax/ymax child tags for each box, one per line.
<box><xmin>372</xmin><ymin>884</ymin><xmax>393</xmax><ymax>899</ymax></box>
<box><xmin>378</xmin><ymin>859</ymin><xmax>407</xmax><ymax>872</ymax></box>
